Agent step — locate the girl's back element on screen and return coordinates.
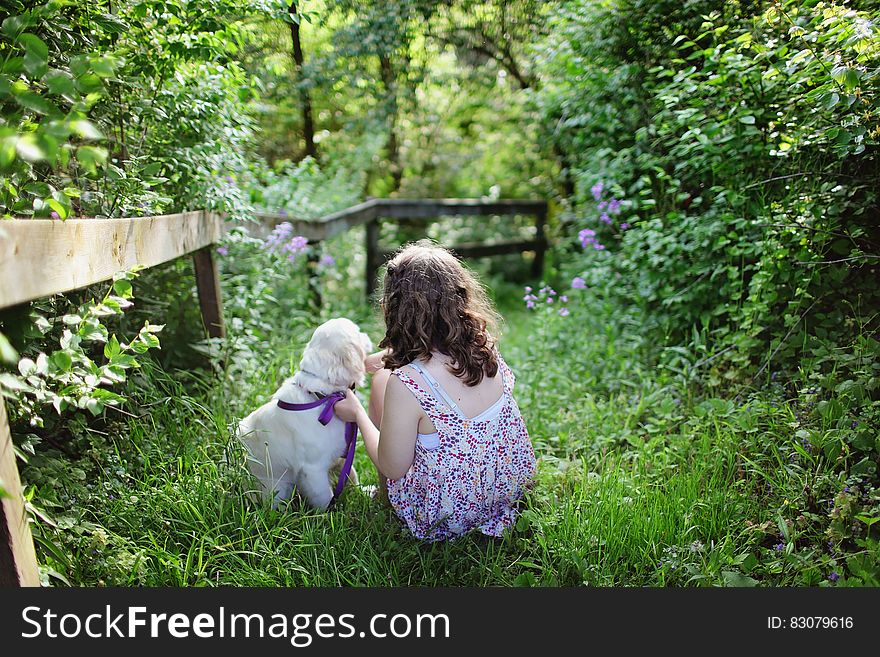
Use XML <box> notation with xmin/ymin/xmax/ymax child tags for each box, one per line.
<box><xmin>387</xmin><ymin>349</ymin><xmax>535</xmax><ymax>541</ymax></box>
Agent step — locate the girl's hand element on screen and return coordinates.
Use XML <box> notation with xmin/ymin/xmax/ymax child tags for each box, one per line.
<box><xmin>364</xmin><ymin>349</ymin><xmax>389</xmax><ymax>374</ymax></box>
<box><xmin>333</xmin><ymin>389</ymin><xmax>365</xmax><ymax>423</ymax></box>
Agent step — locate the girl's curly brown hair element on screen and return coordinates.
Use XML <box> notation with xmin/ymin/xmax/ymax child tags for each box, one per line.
<box><xmin>378</xmin><ymin>241</ymin><xmax>501</xmax><ymax>386</ymax></box>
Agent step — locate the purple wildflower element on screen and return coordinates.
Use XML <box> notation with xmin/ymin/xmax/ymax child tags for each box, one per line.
<box><xmin>216</xmin><ymin>246</ymin><xmax>229</xmax><ymax>256</ymax></box>
<box><xmin>591</xmin><ymin>181</ymin><xmax>604</xmax><ymax>201</ymax></box>
<box><xmin>774</xmin><ymin>543</ymin><xmax>784</xmax><ymax>551</ymax></box>
<box><xmin>607</xmin><ymin>198</ymin><xmax>622</xmax><ymax>214</ymax></box>
<box><xmin>50</xmin><ymin>211</ymin><xmax>60</xmax><ymax>219</ymax></box>
<box><xmin>594</xmin><ymin>243</ymin><xmax>606</xmax><ymax>250</ymax></box>
<box><xmin>286</xmin><ymin>235</ymin><xmax>308</xmax><ymax>252</ymax></box>
<box><xmin>224</xmin><ymin>175</ymin><xmax>234</xmax><ymax>184</ymax></box>
<box><xmin>526</xmin><ymin>300</ymin><xmax>535</xmax><ymax>309</ymax></box>
<box><xmin>560</xmin><ymin>295</ymin><xmax>568</xmax><ymax>303</ymax></box>
<box><xmin>571</xmin><ymin>277</ymin><xmax>586</xmax><ymax>289</ymax></box>
<box><xmin>579</xmin><ymin>228</ymin><xmax>601</xmax><ymax>249</ymax></box>
<box><xmin>525</xmin><ymin>286</ymin><xmax>532</xmax><ymax>293</ymax></box>
<box><xmin>265</xmin><ymin>222</ymin><xmax>295</xmax><ymax>251</ymax></box>
<box><xmin>828</xmin><ymin>572</ymin><xmax>840</xmax><ymax>582</ymax></box>
<box><xmin>600</xmin><ymin>213</ymin><xmax>612</xmax><ymax>225</ymax></box>
<box><xmin>559</xmin><ymin>307</ymin><xmax>569</xmax><ymax>317</ymax></box>
<box><xmin>319</xmin><ymin>254</ymin><xmax>336</xmax><ymax>267</ymax></box>
<box><xmin>547</xmin><ymin>297</ymin><xmax>554</xmax><ymax>304</ymax></box>
<box><xmin>283</xmin><ymin>235</ymin><xmax>309</xmax><ymax>262</ymax></box>
<box><xmin>620</xmin><ymin>222</ymin><xmax>630</xmax><ymax>231</ymax></box>
<box><xmin>598</xmin><ymin>201</ymin><xmax>608</xmax><ymax>211</ymax></box>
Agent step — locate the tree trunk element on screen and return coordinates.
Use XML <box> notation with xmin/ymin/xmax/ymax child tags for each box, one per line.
<box><xmin>289</xmin><ymin>3</ymin><xmax>317</xmax><ymax>160</ymax></box>
<box><xmin>554</xmin><ymin>141</ymin><xmax>576</xmax><ymax>199</ymax></box>
<box><xmin>379</xmin><ymin>53</ymin><xmax>402</xmax><ymax>193</ymax></box>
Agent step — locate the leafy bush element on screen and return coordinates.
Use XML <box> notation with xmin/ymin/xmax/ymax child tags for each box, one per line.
<box><xmin>539</xmin><ymin>0</ymin><xmax>880</xmax><ymax>365</ymax></box>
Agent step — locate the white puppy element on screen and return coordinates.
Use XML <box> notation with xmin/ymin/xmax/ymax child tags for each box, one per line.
<box><xmin>237</xmin><ymin>318</ymin><xmax>372</xmax><ymax>509</ymax></box>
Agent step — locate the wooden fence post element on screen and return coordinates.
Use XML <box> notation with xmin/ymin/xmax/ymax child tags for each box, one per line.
<box><xmin>192</xmin><ymin>244</ymin><xmax>226</xmax><ymax>339</ymax></box>
<box><xmin>365</xmin><ymin>217</ymin><xmax>380</xmax><ymax>299</ymax></box>
<box><xmin>0</xmin><ymin>401</ymin><xmax>40</xmax><ymax>587</ymax></box>
<box><xmin>532</xmin><ymin>205</ymin><xmax>548</xmax><ymax>278</ymax></box>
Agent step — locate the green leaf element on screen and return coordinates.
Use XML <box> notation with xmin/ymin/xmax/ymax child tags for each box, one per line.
<box><xmin>17</xmin><ymin>33</ymin><xmax>49</xmax><ymax>78</ymax></box>
<box><xmin>75</xmin><ymin>145</ymin><xmax>107</xmax><ymax>174</ymax></box>
<box><xmin>112</xmin><ymin>279</ymin><xmax>132</xmax><ymax>297</ymax></box>
<box><xmin>47</xmin><ymin>198</ymin><xmax>68</xmax><ymax>219</ymax></box>
<box><xmin>843</xmin><ymin>68</ymin><xmax>860</xmax><ymax>92</ymax></box>
<box><xmin>142</xmin><ymin>162</ymin><xmax>163</xmax><ymax>176</ymax></box>
<box><xmin>103</xmin><ymin>335</ymin><xmax>121</xmax><ymax>359</ymax></box>
<box><xmin>109</xmin><ymin>354</ymin><xmax>137</xmax><ymax>368</ymax></box>
<box><xmin>73</xmin><ymin>73</ymin><xmax>103</xmax><ymax>94</ymax></box>
<box><xmin>50</xmin><ymin>351</ymin><xmax>72</xmax><ymax>371</ymax></box>
<box><xmin>1</xmin><ymin>15</ymin><xmax>29</xmax><ymax>39</ymax></box>
<box><xmin>855</xmin><ymin>515</ymin><xmax>880</xmax><ymax>528</ymax></box>
<box><xmin>138</xmin><ymin>332</ymin><xmax>160</xmax><ymax>350</ymax></box>
<box><xmin>84</xmin><ymin>398</ymin><xmax>104</xmax><ymax>416</ymax></box>
<box><xmin>70</xmin><ymin>119</ymin><xmax>103</xmax><ymax>140</ymax></box>
<box><xmin>513</xmin><ymin>572</ymin><xmax>536</xmax><ymax>587</ymax></box>
<box><xmin>92</xmin><ymin>13</ymin><xmax>129</xmax><ymax>33</ymax></box>
<box><xmin>721</xmin><ymin>570</ymin><xmax>759</xmax><ymax>587</ymax></box>
<box><xmin>0</xmin><ymin>373</ymin><xmax>29</xmax><ymax>391</ymax></box>
<box><xmin>45</xmin><ymin>70</ymin><xmax>77</xmax><ymax>98</ymax></box>
<box><xmin>13</xmin><ymin>90</ymin><xmax>58</xmax><ymax>115</ymax></box>
<box><xmin>776</xmin><ymin>514</ymin><xmax>790</xmax><ymax>541</ymax></box>
<box><xmin>2</xmin><ymin>56</ymin><xmax>24</xmax><ymax>75</ymax></box>
<box><xmin>739</xmin><ymin>115</ymin><xmax>756</xmax><ymax>125</ymax></box>
<box><xmin>90</xmin><ymin>57</ymin><xmax>116</xmax><ymax>78</ymax></box>
<box><xmin>851</xmin><ymin>458</ymin><xmax>877</xmax><ymax>476</ymax></box>
<box><xmin>0</xmin><ymin>332</ymin><xmax>18</xmax><ymax>364</ymax></box>
<box><xmin>15</xmin><ymin>135</ymin><xmax>45</xmax><ymax>162</ymax></box>
<box><xmin>0</xmin><ymin>135</ymin><xmax>16</xmax><ymax>167</ymax></box>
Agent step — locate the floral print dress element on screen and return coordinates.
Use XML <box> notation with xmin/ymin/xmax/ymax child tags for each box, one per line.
<box><xmin>386</xmin><ymin>351</ymin><xmax>536</xmax><ymax>541</ymax></box>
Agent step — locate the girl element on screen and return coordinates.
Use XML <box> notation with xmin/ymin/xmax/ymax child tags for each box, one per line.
<box><xmin>333</xmin><ymin>242</ymin><xmax>536</xmax><ymax>541</ymax></box>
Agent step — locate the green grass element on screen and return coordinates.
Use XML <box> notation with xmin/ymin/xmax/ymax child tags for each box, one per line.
<box><xmin>22</xmin><ymin>285</ymin><xmax>876</xmax><ymax>587</ymax></box>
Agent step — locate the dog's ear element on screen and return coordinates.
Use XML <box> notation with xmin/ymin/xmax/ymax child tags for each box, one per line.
<box><xmin>300</xmin><ymin>319</ymin><xmax>371</xmax><ymax>391</ymax></box>
<box><xmin>360</xmin><ymin>331</ymin><xmax>373</xmax><ymax>357</ymax></box>
<box><xmin>324</xmin><ymin>338</ymin><xmax>367</xmax><ymax>389</ymax></box>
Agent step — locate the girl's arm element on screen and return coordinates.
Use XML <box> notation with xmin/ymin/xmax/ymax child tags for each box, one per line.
<box><xmin>334</xmin><ymin>379</ymin><xmax>419</xmax><ymax>480</ymax></box>
<box><xmin>376</xmin><ymin>375</ymin><xmax>420</xmax><ymax>479</ymax></box>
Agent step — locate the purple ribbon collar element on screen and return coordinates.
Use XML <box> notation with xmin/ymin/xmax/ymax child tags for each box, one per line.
<box><xmin>276</xmin><ymin>391</ymin><xmax>357</xmax><ymax>503</ymax></box>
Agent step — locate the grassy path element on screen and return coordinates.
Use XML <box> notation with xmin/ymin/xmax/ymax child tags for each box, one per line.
<box><xmin>31</xmin><ymin>295</ymin><xmax>793</xmax><ymax>586</ymax></box>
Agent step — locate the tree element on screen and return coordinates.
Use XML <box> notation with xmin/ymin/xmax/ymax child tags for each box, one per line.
<box><xmin>287</xmin><ymin>2</ymin><xmax>318</xmax><ymax>160</ymax></box>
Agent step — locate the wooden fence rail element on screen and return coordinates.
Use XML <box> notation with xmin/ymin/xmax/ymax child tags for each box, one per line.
<box><xmin>0</xmin><ymin>197</ymin><xmax>547</xmax><ymax>586</ymax></box>
<box><xmin>256</xmin><ymin>198</ymin><xmax>548</xmax><ymax>295</ymax></box>
<box><xmin>0</xmin><ymin>210</ymin><xmax>225</xmax><ymax>586</ymax></box>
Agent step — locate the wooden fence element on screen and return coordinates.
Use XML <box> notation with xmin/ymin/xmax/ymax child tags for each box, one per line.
<box><xmin>256</xmin><ymin>198</ymin><xmax>548</xmax><ymax>295</ymax></box>
<box><xmin>0</xmin><ymin>198</ymin><xmax>546</xmax><ymax>586</ymax></box>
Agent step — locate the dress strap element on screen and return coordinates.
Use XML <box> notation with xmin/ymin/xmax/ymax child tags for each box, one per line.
<box><xmin>496</xmin><ymin>350</ymin><xmax>515</xmax><ymax>394</ymax></box>
<box><xmin>407</xmin><ymin>361</ymin><xmax>464</xmax><ymax>416</ymax></box>
<box><xmin>392</xmin><ymin>366</ymin><xmax>443</xmax><ymax>417</ymax></box>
